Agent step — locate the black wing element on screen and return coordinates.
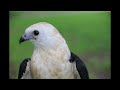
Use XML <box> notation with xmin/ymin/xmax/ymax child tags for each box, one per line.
<box><xmin>70</xmin><ymin>52</ymin><xmax>89</xmax><ymax>79</ymax></box>
<box><xmin>18</xmin><ymin>58</ymin><xmax>31</xmax><ymax>79</ymax></box>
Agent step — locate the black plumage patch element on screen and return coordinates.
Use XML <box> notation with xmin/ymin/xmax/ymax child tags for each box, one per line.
<box><xmin>18</xmin><ymin>58</ymin><xmax>31</xmax><ymax>79</ymax></box>
<box><xmin>69</xmin><ymin>52</ymin><xmax>89</xmax><ymax>79</ymax></box>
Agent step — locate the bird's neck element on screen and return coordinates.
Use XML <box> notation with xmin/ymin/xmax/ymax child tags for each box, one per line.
<box><xmin>32</xmin><ymin>43</ymin><xmax>70</xmax><ymax>63</ymax></box>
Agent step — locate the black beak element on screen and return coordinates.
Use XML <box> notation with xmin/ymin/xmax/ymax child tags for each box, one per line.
<box><xmin>19</xmin><ymin>36</ymin><xmax>25</xmax><ymax>44</ymax></box>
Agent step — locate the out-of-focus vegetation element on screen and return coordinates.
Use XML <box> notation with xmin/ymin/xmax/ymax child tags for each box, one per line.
<box><xmin>10</xmin><ymin>11</ymin><xmax>111</xmax><ymax>79</ymax></box>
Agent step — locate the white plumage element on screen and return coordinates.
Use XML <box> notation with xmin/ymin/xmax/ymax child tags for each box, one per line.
<box><xmin>19</xmin><ymin>22</ymin><xmax>88</xmax><ymax>79</ymax></box>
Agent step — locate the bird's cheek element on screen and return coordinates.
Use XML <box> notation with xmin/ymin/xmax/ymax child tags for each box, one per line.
<box><xmin>30</xmin><ymin>39</ymin><xmax>35</xmax><ymax>42</ymax></box>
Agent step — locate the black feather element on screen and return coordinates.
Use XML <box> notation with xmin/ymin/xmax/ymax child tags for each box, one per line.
<box><xmin>18</xmin><ymin>58</ymin><xmax>31</xmax><ymax>79</ymax></box>
<box><xmin>70</xmin><ymin>52</ymin><xmax>89</xmax><ymax>79</ymax></box>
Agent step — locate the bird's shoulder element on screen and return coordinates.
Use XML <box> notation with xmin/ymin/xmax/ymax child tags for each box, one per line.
<box><xmin>18</xmin><ymin>58</ymin><xmax>31</xmax><ymax>79</ymax></box>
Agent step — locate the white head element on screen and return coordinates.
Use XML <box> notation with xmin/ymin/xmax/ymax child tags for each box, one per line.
<box><xmin>19</xmin><ymin>22</ymin><xmax>68</xmax><ymax>49</ymax></box>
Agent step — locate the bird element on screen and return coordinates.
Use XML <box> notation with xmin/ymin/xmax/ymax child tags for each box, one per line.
<box><xmin>18</xmin><ymin>22</ymin><xmax>89</xmax><ymax>79</ymax></box>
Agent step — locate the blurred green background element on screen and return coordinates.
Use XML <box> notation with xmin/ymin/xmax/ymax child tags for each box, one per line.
<box><xmin>9</xmin><ymin>11</ymin><xmax>111</xmax><ymax>79</ymax></box>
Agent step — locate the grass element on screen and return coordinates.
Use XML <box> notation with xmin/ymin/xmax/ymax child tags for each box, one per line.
<box><xmin>10</xmin><ymin>11</ymin><xmax>111</xmax><ymax>79</ymax></box>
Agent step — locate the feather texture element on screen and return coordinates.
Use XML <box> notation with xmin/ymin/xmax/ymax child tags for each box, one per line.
<box><xmin>19</xmin><ymin>22</ymin><xmax>89</xmax><ymax>79</ymax></box>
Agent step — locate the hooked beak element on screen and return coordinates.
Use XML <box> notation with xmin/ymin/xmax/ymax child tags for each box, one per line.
<box><xmin>19</xmin><ymin>34</ymin><xmax>30</xmax><ymax>44</ymax></box>
<box><xmin>19</xmin><ymin>36</ymin><xmax>26</xmax><ymax>44</ymax></box>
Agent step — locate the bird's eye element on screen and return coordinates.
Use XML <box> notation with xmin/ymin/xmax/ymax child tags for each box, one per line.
<box><xmin>33</xmin><ymin>30</ymin><xmax>39</xmax><ymax>36</ymax></box>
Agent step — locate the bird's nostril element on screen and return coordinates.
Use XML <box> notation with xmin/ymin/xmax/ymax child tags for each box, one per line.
<box><xmin>24</xmin><ymin>35</ymin><xmax>26</xmax><ymax>37</ymax></box>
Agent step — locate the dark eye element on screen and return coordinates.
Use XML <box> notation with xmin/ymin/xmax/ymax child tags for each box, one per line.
<box><xmin>33</xmin><ymin>30</ymin><xmax>39</xmax><ymax>36</ymax></box>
